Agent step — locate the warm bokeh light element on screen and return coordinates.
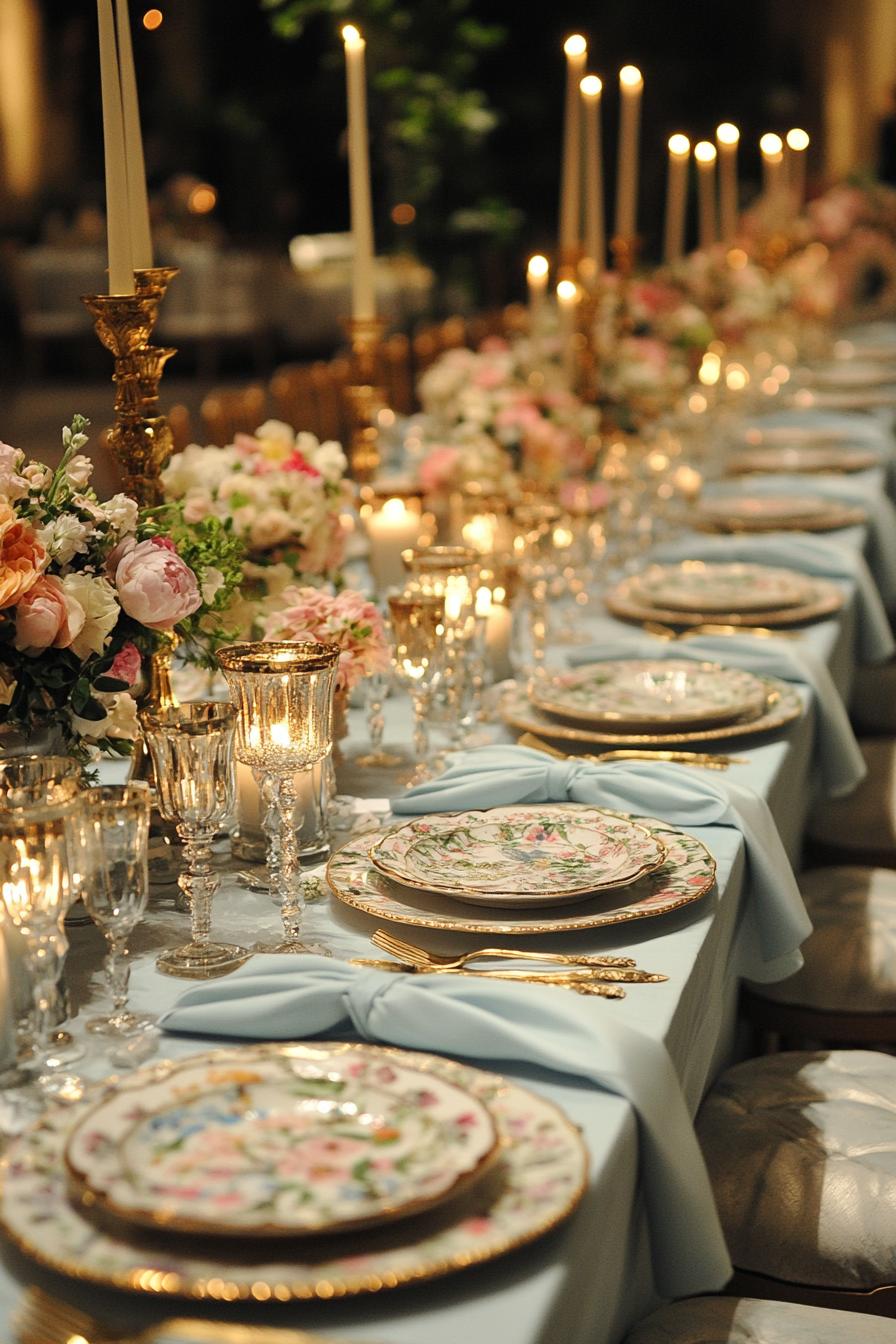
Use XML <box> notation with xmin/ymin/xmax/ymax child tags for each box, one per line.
<box><xmin>759</xmin><ymin>132</ymin><xmax>784</xmax><ymax>157</ymax></box>
<box><xmin>187</xmin><ymin>183</ymin><xmax>217</xmax><ymax>214</ymax></box>
<box><xmin>786</xmin><ymin>128</ymin><xmax>810</xmax><ymax>152</ymax></box>
<box><xmin>528</xmin><ymin>254</ymin><xmax>549</xmax><ymax>279</ymax></box>
<box><xmin>142</xmin><ymin>8</ymin><xmax>163</xmax><ymax>29</ymax></box>
<box><xmin>391</xmin><ymin>202</ymin><xmax>416</xmax><ymax>226</ymax></box>
<box><xmin>727</xmin><ymin>247</ymin><xmax>749</xmax><ymax>269</ymax></box>
<box><xmin>619</xmin><ymin>65</ymin><xmax>643</xmax><ymax>89</ymax></box>
<box><xmin>668</xmin><ymin>134</ymin><xmax>690</xmax><ymax>156</ymax></box>
<box><xmin>556</xmin><ymin>279</ymin><xmax>579</xmax><ymax>303</ymax></box>
<box><xmin>698</xmin><ymin>351</ymin><xmax>721</xmax><ymax>386</ymax></box>
<box><xmin>342</xmin><ymin>23</ymin><xmax>363</xmax><ymax>48</ymax></box>
<box><xmin>580</xmin><ymin>75</ymin><xmax>602</xmax><ymax>98</ymax></box>
<box><xmin>716</xmin><ymin>122</ymin><xmax>740</xmax><ymax>145</ymax></box>
<box><xmin>725</xmin><ymin>363</ymin><xmax>749</xmax><ymax>391</ymax></box>
<box><xmin>694</xmin><ymin>141</ymin><xmax>717</xmax><ymax>164</ymax></box>
<box><xmin>564</xmin><ymin>34</ymin><xmax>587</xmax><ymax>58</ymax></box>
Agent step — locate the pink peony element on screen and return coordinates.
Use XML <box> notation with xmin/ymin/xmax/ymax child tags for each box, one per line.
<box><xmin>107</xmin><ymin>641</ymin><xmax>142</xmax><ymax>685</ymax></box>
<box><xmin>14</xmin><ymin>576</ymin><xmax>85</xmax><ymax>654</ymax></box>
<box><xmin>113</xmin><ymin>537</ymin><xmax>201</xmax><ymax>630</ymax></box>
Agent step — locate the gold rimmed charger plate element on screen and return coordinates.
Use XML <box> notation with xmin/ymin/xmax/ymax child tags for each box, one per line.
<box><xmin>605</xmin><ymin>574</ymin><xmax>844</xmax><ymax>629</ymax></box>
<box><xmin>328</xmin><ymin>812</ymin><xmax>717</xmax><ymax>936</ymax></box>
<box><xmin>0</xmin><ymin>1043</ymin><xmax>588</xmax><ymax>1303</ymax></box>
<box><xmin>692</xmin><ymin>496</ymin><xmax>867</xmax><ymax>534</ymax></box>
<box><xmin>500</xmin><ymin>676</ymin><xmax>803</xmax><ymax>748</ymax></box>
<box><xmin>726</xmin><ymin>446</ymin><xmax>881</xmax><ymax>476</ymax></box>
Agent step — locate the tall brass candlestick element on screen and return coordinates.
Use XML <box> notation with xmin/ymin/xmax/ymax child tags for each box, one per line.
<box><xmin>344</xmin><ymin>316</ymin><xmax>388</xmax><ymax>483</ymax></box>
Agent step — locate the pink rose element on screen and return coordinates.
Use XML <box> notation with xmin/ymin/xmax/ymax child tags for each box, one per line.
<box><xmin>114</xmin><ymin>537</ymin><xmax>201</xmax><ymax>630</ymax></box>
<box><xmin>107</xmin><ymin>641</ymin><xmax>141</xmax><ymax>686</ymax></box>
<box><xmin>14</xmin><ymin>576</ymin><xmax>86</xmax><ymax>654</ymax></box>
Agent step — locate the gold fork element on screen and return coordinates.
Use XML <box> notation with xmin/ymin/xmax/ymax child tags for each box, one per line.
<box><xmin>371</xmin><ymin>929</ymin><xmax>666</xmax><ymax>982</ymax></box>
<box><xmin>643</xmin><ymin>619</ymin><xmax>798</xmax><ymax>640</ymax></box>
<box><xmin>517</xmin><ymin>731</ymin><xmax>747</xmax><ymax>769</ymax></box>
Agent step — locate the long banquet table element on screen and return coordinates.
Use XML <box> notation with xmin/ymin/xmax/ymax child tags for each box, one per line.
<box><xmin>0</xmin><ymin>428</ymin><xmax>891</xmax><ymax>1344</ymax></box>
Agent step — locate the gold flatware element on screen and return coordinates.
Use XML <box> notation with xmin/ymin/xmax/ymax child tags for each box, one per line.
<box><xmin>370</xmin><ymin>928</ymin><xmax>635</xmax><ymax>969</ymax></box>
<box><xmin>517</xmin><ymin>731</ymin><xmax>747</xmax><ymax>768</ymax></box>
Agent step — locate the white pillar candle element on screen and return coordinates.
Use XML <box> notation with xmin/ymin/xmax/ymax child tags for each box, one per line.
<box><xmin>716</xmin><ymin>122</ymin><xmax>740</xmax><ymax>243</ymax></box>
<box><xmin>235</xmin><ymin>760</ymin><xmax>328</xmax><ymax>861</ymax></box>
<box><xmin>366</xmin><ymin>497</ymin><xmax>421</xmax><ymax>592</ymax></box>
<box><xmin>556</xmin><ymin>277</ymin><xmax>579</xmax><ymax>387</ymax></box>
<box><xmin>114</xmin><ymin>0</ymin><xmax>152</xmax><ymax>270</ymax></box>
<box><xmin>342</xmin><ymin>24</ymin><xmax>376</xmax><ymax>321</ymax></box>
<box><xmin>663</xmin><ymin>134</ymin><xmax>690</xmax><ymax>264</ymax></box>
<box><xmin>96</xmin><ymin>0</ymin><xmax>133</xmax><ymax>294</ymax></box>
<box><xmin>579</xmin><ymin>75</ymin><xmax>605</xmax><ymax>277</ymax></box>
<box><xmin>786</xmin><ymin>127</ymin><xmax>809</xmax><ymax>211</ymax></box>
<box><xmin>559</xmin><ymin>34</ymin><xmax>588</xmax><ymax>267</ymax></box>
<box><xmin>485</xmin><ymin>598</ymin><xmax>513</xmax><ymax>682</ymax></box>
<box><xmin>759</xmin><ymin>132</ymin><xmax>784</xmax><ymax>203</ymax></box>
<box><xmin>694</xmin><ymin>140</ymin><xmax>718</xmax><ymax>250</ymax></box>
<box><xmin>615</xmin><ymin>65</ymin><xmax>643</xmax><ymax>242</ymax></box>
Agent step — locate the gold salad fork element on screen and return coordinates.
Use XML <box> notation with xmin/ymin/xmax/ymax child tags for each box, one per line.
<box><xmin>371</xmin><ymin>929</ymin><xmax>667</xmax><ymax>984</ymax></box>
<box><xmin>517</xmin><ymin>731</ymin><xmax>747</xmax><ymax>769</ymax></box>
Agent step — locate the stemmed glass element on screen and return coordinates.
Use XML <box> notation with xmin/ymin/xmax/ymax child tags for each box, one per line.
<box><xmin>76</xmin><ymin>783</ymin><xmax>154</xmax><ymax>1035</ymax></box>
<box><xmin>512</xmin><ymin>502</ymin><xmax>563</xmax><ymax>676</ymax></box>
<box><xmin>217</xmin><ymin>641</ymin><xmax>340</xmax><ymax>955</ymax></box>
<box><xmin>387</xmin><ymin>591</ymin><xmax>446</xmax><ymax>772</ymax></box>
<box><xmin>401</xmin><ymin>545</ymin><xmax>480</xmax><ymax>745</ymax></box>
<box><xmin>140</xmin><ymin>702</ymin><xmax>249</xmax><ymax>978</ymax></box>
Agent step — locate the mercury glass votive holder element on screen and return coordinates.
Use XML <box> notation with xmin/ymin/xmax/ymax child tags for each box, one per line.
<box><xmin>140</xmin><ymin>702</ymin><xmax>248</xmax><ymax>978</ymax></box>
<box><xmin>216</xmin><ymin>642</ymin><xmax>340</xmax><ymax>955</ymax></box>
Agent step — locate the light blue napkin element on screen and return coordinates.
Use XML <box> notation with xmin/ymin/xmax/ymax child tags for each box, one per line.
<box><xmin>566</xmin><ymin>633</ymin><xmax>864</xmax><ymax>798</ymax></box>
<box><xmin>160</xmin><ymin>953</ymin><xmax>732</xmax><ymax>1298</ymax></box>
<box><xmin>652</xmin><ymin>533</ymin><xmax>895</xmax><ymax>663</ymax></box>
<box><xmin>393</xmin><ymin>746</ymin><xmax>811</xmax><ymax>982</ymax></box>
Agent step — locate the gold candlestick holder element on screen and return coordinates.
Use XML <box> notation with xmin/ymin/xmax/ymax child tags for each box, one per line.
<box><xmin>344</xmin><ymin>316</ymin><xmax>388</xmax><ymax>483</ymax></box>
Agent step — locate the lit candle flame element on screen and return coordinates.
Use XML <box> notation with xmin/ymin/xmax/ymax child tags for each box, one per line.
<box><xmin>619</xmin><ymin>64</ymin><xmax>643</xmax><ymax>89</ymax></box>
<box><xmin>580</xmin><ymin>74</ymin><xmax>602</xmax><ymax>98</ymax></box>
<box><xmin>716</xmin><ymin>122</ymin><xmax>740</xmax><ymax>145</ymax></box>
<box><xmin>694</xmin><ymin>140</ymin><xmax>717</xmax><ymax>164</ymax></box>
<box><xmin>759</xmin><ymin>132</ymin><xmax>783</xmax><ymax>159</ymax></box>
<box><xmin>786</xmin><ymin>127</ymin><xmax>809</xmax><ymax>152</ymax></box>
<box><xmin>668</xmin><ymin>133</ymin><xmax>690</xmax><ymax>156</ymax></box>
<box><xmin>564</xmin><ymin>34</ymin><xmax>587</xmax><ymax>58</ymax></box>
<box><xmin>527</xmin><ymin>253</ymin><xmax>549</xmax><ymax>280</ymax></box>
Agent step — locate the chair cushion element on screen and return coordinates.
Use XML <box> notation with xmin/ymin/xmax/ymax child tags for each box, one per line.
<box><xmin>696</xmin><ymin>1051</ymin><xmax>896</xmax><ymax>1289</ymax></box>
<box><xmin>749</xmin><ymin>866</ymin><xmax>896</xmax><ymax>1012</ymax></box>
<box><xmin>808</xmin><ymin>740</ymin><xmax>896</xmax><ymax>855</ymax></box>
<box><xmin>623</xmin><ymin>1296</ymin><xmax>896</xmax><ymax>1342</ymax></box>
<box><xmin>852</xmin><ymin>663</ymin><xmax>896</xmax><ymax>733</ymax></box>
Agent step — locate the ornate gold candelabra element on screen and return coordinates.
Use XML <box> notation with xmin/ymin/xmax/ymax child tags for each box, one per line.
<box><xmin>344</xmin><ymin>316</ymin><xmax>388</xmax><ymax>483</ymax></box>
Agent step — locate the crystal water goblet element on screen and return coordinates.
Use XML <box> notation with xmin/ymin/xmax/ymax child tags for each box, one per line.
<box><xmin>217</xmin><ymin>642</ymin><xmax>340</xmax><ymax>955</ymax></box>
<box><xmin>140</xmin><ymin>702</ymin><xmax>249</xmax><ymax>978</ymax></box>
<box><xmin>387</xmin><ymin>591</ymin><xmax>446</xmax><ymax>771</ymax></box>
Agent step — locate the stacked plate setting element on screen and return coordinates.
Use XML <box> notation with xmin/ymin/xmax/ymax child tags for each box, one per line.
<box><xmin>691</xmin><ymin>492</ymin><xmax>866</xmax><ymax>533</ymax></box>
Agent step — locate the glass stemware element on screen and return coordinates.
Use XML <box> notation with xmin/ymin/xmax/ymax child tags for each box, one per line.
<box><xmin>217</xmin><ymin>641</ymin><xmax>340</xmax><ymax>955</ymax></box>
<box><xmin>355</xmin><ymin>669</ymin><xmax>403</xmax><ymax>768</ymax></box>
<box><xmin>140</xmin><ymin>702</ymin><xmax>249</xmax><ymax>978</ymax></box>
<box><xmin>387</xmin><ymin>591</ymin><xmax>446</xmax><ymax>771</ymax></box>
<box><xmin>76</xmin><ymin>783</ymin><xmax>154</xmax><ymax>1036</ymax></box>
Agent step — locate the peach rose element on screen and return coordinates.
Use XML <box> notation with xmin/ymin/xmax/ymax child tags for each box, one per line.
<box><xmin>0</xmin><ymin>502</ymin><xmax>45</xmax><ymax>609</ymax></box>
<box><xmin>14</xmin><ymin>576</ymin><xmax>86</xmax><ymax>654</ymax></box>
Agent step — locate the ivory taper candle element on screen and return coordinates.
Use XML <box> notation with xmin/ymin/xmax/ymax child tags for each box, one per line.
<box><xmin>559</xmin><ymin>34</ymin><xmax>588</xmax><ymax>267</ymax></box>
<box><xmin>556</xmin><ymin>278</ymin><xmax>579</xmax><ymax>387</ymax></box>
<box><xmin>664</xmin><ymin>133</ymin><xmax>690</xmax><ymax>263</ymax></box>
<box><xmin>715</xmin><ymin>122</ymin><xmax>739</xmax><ymax>243</ymax></box>
<box><xmin>615</xmin><ymin>65</ymin><xmax>643</xmax><ymax>242</ymax></box>
<box><xmin>96</xmin><ymin>0</ymin><xmax>133</xmax><ymax>294</ymax></box>
<box><xmin>342</xmin><ymin>24</ymin><xmax>376</xmax><ymax>321</ymax></box>
<box><xmin>527</xmin><ymin>254</ymin><xmax>550</xmax><ymax>334</ymax></box>
<box><xmin>694</xmin><ymin>140</ymin><xmax>718</xmax><ymax>250</ymax></box>
<box><xmin>580</xmin><ymin>75</ymin><xmax>605</xmax><ymax>276</ymax></box>
<box><xmin>759</xmin><ymin>132</ymin><xmax>784</xmax><ymax>203</ymax></box>
<box><xmin>786</xmin><ymin>127</ymin><xmax>809</xmax><ymax>211</ymax></box>
<box><xmin>114</xmin><ymin>0</ymin><xmax>152</xmax><ymax>269</ymax></box>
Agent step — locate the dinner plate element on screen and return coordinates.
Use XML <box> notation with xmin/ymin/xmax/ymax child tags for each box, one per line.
<box><xmin>742</xmin><ymin>425</ymin><xmax>856</xmax><ymax>447</ymax></box>
<box><xmin>328</xmin><ymin>813</ymin><xmax>716</xmax><ymax>936</ymax></box>
<box><xmin>369</xmin><ymin>806</ymin><xmax>667</xmax><ymax>906</ymax></box>
<box><xmin>627</xmin><ymin>561</ymin><xmax>814</xmax><ymax>613</ymax></box>
<box><xmin>0</xmin><ymin>1043</ymin><xmax>588</xmax><ymax>1303</ymax></box>
<box><xmin>605</xmin><ymin>573</ymin><xmax>844</xmax><ymax>628</ymax></box>
<box><xmin>726</xmin><ymin>446</ymin><xmax>880</xmax><ymax>476</ymax></box>
<box><xmin>500</xmin><ymin>676</ymin><xmax>803</xmax><ymax>748</ymax></box>
<box><xmin>693</xmin><ymin>493</ymin><xmax>867</xmax><ymax>533</ymax></box>
<box><xmin>790</xmin><ymin>388</ymin><xmax>896</xmax><ymax>411</ymax></box>
<box><xmin>530</xmin><ymin>660</ymin><xmax>768</xmax><ymax>732</ymax></box>
<box><xmin>803</xmin><ymin>362</ymin><xmax>896</xmax><ymax>389</ymax></box>
<box><xmin>64</xmin><ymin>1048</ymin><xmax>499</xmax><ymax>1238</ymax></box>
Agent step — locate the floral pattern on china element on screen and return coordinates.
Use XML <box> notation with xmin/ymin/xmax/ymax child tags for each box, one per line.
<box><xmin>629</xmin><ymin>562</ymin><xmax>814</xmax><ymax>612</ymax></box>
<box><xmin>64</xmin><ymin>1049</ymin><xmax>499</xmax><ymax>1237</ymax></box>
<box><xmin>370</xmin><ymin>806</ymin><xmax>667</xmax><ymax>905</ymax></box>
<box><xmin>531</xmin><ymin>660</ymin><xmax>769</xmax><ymax>731</ymax></box>
<box><xmin>3</xmin><ymin>1043</ymin><xmax>587</xmax><ymax>1301</ymax></box>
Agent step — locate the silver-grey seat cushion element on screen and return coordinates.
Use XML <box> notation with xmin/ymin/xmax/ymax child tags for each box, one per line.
<box><xmin>749</xmin><ymin>866</ymin><xmax>896</xmax><ymax>1012</ymax></box>
<box><xmin>696</xmin><ymin>1051</ymin><xmax>896</xmax><ymax>1289</ymax></box>
<box><xmin>623</xmin><ymin>1296</ymin><xmax>896</xmax><ymax>1343</ymax></box>
<box><xmin>808</xmin><ymin>740</ymin><xmax>896</xmax><ymax>854</ymax></box>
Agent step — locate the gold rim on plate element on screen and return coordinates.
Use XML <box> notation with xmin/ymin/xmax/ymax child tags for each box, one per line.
<box><xmin>726</xmin><ymin>447</ymin><xmax>880</xmax><ymax>476</ymax></box>
<box><xmin>692</xmin><ymin>499</ymin><xmax>867</xmax><ymax>534</ymax></box>
<box><xmin>605</xmin><ymin>576</ymin><xmax>844</xmax><ymax>629</ymax></box>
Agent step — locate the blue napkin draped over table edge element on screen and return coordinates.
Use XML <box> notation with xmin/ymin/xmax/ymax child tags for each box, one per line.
<box><xmin>392</xmin><ymin>746</ymin><xmax>811</xmax><ymax>983</ymax></box>
<box><xmin>651</xmin><ymin>532</ymin><xmax>895</xmax><ymax>664</ymax></box>
<box><xmin>160</xmin><ymin>953</ymin><xmax>733</xmax><ymax>1299</ymax></box>
<box><xmin>566</xmin><ymin>633</ymin><xmax>865</xmax><ymax>799</ymax></box>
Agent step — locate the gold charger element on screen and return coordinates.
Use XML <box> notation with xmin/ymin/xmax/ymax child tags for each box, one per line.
<box><xmin>692</xmin><ymin>495</ymin><xmax>866</xmax><ymax>534</ymax></box>
<box><xmin>605</xmin><ymin>574</ymin><xmax>844</xmax><ymax>629</ymax></box>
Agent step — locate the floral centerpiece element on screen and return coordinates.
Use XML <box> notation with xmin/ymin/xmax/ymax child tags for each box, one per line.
<box><xmin>0</xmin><ymin>417</ymin><xmax>243</xmax><ymax>762</ymax></box>
<box><xmin>668</xmin><ymin>246</ymin><xmax>788</xmax><ymax>345</ymax></box>
<box><xmin>262</xmin><ymin>586</ymin><xmax>390</xmax><ymax>694</ymax></box>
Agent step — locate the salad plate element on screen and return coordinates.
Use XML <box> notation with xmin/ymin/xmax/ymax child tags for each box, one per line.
<box><xmin>605</xmin><ymin>573</ymin><xmax>844</xmax><ymax>628</ymax></box>
<box><xmin>370</xmin><ymin>806</ymin><xmax>667</xmax><ymax>905</ymax></box>
<box><xmin>329</xmin><ymin>813</ymin><xmax>716</xmax><ymax>935</ymax></box>
<box><xmin>530</xmin><ymin>660</ymin><xmax>768</xmax><ymax>731</ymax></box>
<box><xmin>693</xmin><ymin>493</ymin><xmax>866</xmax><ymax>533</ymax></box>
<box><xmin>726</xmin><ymin>445</ymin><xmax>880</xmax><ymax>476</ymax></box>
<box><xmin>1</xmin><ymin>1043</ymin><xmax>587</xmax><ymax>1302</ymax></box>
<box><xmin>65</xmin><ymin>1047</ymin><xmax>499</xmax><ymax>1238</ymax></box>
<box><xmin>627</xmin><ymin>561</ymin><xmax>814</xmax><ymax>613</ymax></box>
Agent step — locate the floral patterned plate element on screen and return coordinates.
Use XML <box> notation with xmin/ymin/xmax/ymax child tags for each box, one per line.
<box><xmin>369</xmin><ymin>806</ymin><xmax>667</xmax><ymax>905</ymax></box>
<box><xmin>727</xmin><ymin>446</ymin><xmax>880</xmax><ymax>476</ymax></box>
<box><xmin>693</xmin><ymin>493</ymin><xmax>866</xmax><ymax>533</ymax></box>
<box><xmin>606</xmin><ymin>574</ymin><xmax>844</xmax><ymax>628</ymax></box>
<box><xmin>0</xmin><ymin>1042</ymin><xmax>587</xmax><ymax>1301</ymax></box>
<box><xmin>627</xmin><ymin>562</ymin><xmax>814</xmax><ymax>613</ymax></box>
<box><xmin>530</xmin><ymin>660</ymin><xmax>768</xmax><ymax>731</ymax></box>
<box><xmin>330</xmin><ymin>812</ymin><xmax>716</xmax><ymax>935</ymax></box>
<box><xmin>64</xmin><ymin>1048</ymin><xmax>500</xmax><ymax>1238</ymax></box>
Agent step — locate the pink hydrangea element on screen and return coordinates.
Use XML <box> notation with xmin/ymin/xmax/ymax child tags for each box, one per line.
<box><xmin>112</xmin><ymin>536</ymin><xmax>201</xmax><ymax>631</ymax></box>
<box><xmin>263</xmin><ymin>585</ymin><xmax>390</xmax><ymax>692</ymax></box>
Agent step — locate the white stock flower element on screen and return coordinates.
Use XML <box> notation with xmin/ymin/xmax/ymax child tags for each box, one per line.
<box><xmin>61</xmin><ymin>573</ymin><xmax>120</xmax><ymax>659</ymax></box>
<box><xmin>37</xmin><ymin>513</ymin><xmax>90</xmax><ymax>565</ymax></box>
<box><xmin>64</xmin><ymin>455</ymin><xmax>93</xmax><ymax>489</ymax></box>
<box><xmin>101</xmin><ymin>493</ymin><xmax>139</xmax><ymax>534</ymax></box>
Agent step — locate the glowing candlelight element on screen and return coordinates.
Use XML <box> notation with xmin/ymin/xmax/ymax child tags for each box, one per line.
<box><xmin>786</xmin><ymin>127</ymin><xmax>809</xmax><ymax>210</ymax></box>
<box><xmin>664</xmin><ymin>133</ymin><xmax>690</xmax><ymax>264</ymax></box>
<box><xmin>694</xmin><ymin>141</ymin><xmax>717</xmax><ymax>250</ymax></box>
<box><xmin>759</xmin><ymin>132</ymin><xmax>784</xmax><ymax>201</ymax></box>
<box><xmin>366</xmin><ymin>496</ymin><xmax>421</xmax><ymax>593</ymax></box>
<box><xmin>559</xmin><ymin>35</ymin><xmax>588</xmax><ymax>267</ymax></box>
<box><xmin>527</xmin><ymin>253</ymin><xmax>550</xmax><ymax>338</ymax></box>
<box><xmin>579</xmin><ymin>75</ymin><xmax>605</xmax><ymax>276</ymax></box>
<box><xmin>342</xmin><ymin>24</ymin><xmax>376</xmax><ymax>321</ymax></box>
<box><xmin>556</xmin><ymin>277</ymin><xmax>579</xmax><ymax>386</ymax></box>
<box><xmin>615</xmin><ymin>65</ymin><xmax>643</xmax><ymax>242</ymax></box>
<box><xmin>716</xmin><ymin>122</ymin><xmax>739</xmax><ymax>243</ymax></box>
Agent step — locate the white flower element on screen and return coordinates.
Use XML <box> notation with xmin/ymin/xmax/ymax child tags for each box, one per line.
<box><xmin>161</xmin><ymin>445</ymin><xmax>238</xmax><ymax>497</ymax></box>
<box><xmin>37</xmin><ymin>513</ymin><xmax>90</xmax><ymax>566</ymax></box>
<box><xmin>254</xmin><ymin>420</ymin><xmax>295</xmax><ymax>450</ymax></box>
<box><xmin>71</xmin><ymin>690</ymin><xmax>139</xmax><ymax>743</ymax></box>
<box><xmin>101</xmin><ymin>493</ymin><xmax>138</xmax><ymax>534</ymax></box>
<box><xmin>22</xmin><ymin>462</ymin><xmax>51</xmax><ymax>492</ymax></box>
<box><xmin>306</xmin><ymin>437</ymin><xmax>347</xmax><ymax>484</ymax></box>
<box><xmin>249</xmin><ymin>508</ymin><xmax>294</xmax><ymax>549</ymax></box>
<box><xmin>65</xmin><ymin>454</ymin><xmax>93</xmax><ymax>488</ymax></box>
<box><xmin>61</xmin><ymin>573</ymin><xmax>120</xmax><ymax>659</ymax></box>
<box><xmin>200</xmin><ymin>566</ymin><xmax>225</xmax><ymax>605</ymax></box>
